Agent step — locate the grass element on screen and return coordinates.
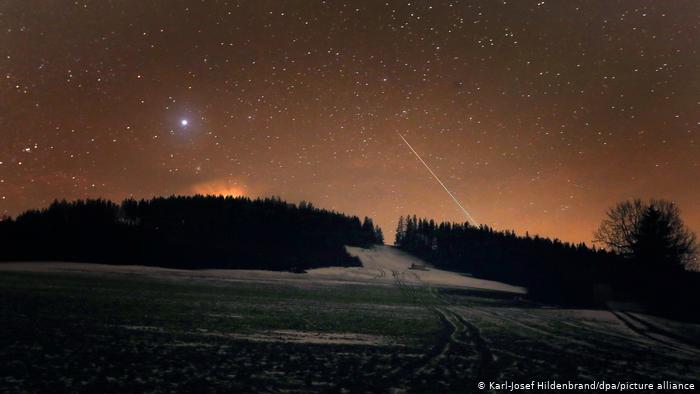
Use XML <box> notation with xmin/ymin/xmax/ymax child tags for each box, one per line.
<box><xmin>0</xmin><ymin>271</ymin><xmax>439</xmax><ymax>393</ymax></box>
<box><xmin>2</xmin><ymin>269</ymin><xmax>699</xmax><ymax>393</ymax></box>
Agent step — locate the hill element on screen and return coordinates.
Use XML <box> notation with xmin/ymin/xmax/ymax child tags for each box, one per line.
<box><xmin>0</xmin><ymin>195</ymin><xmax>384</xmax><ymax>270</ymax></box>
<box><xmin>394</xmin><ymin>215</ymin><xmax>700</xmax><ymax>322</ymax></box>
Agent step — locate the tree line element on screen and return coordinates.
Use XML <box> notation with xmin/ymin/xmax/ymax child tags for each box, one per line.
<box><xmin>394</xmin><ymin>199</ymin><xmax>699</xmax><ymax>321</ymax></box>
<box><xmin>0</xmin><ymin>195</ymin><xmax>384</xmax><ymax>271</ymax></box>
<box><xmin>395</xmin><ymin>215</ymin><xmax>619</xmax><ymax>305</ymax></box>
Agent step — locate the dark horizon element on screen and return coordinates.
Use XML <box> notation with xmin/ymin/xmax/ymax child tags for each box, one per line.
<box><xmin>0</xmin><ymin>192</ymin><xmax>599</xmax><ymax>247</ymax></box>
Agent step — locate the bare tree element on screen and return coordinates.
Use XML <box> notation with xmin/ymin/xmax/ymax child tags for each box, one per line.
<box><xmin>594</xmin><ymin>199</ymin><xmax>646</xmax><ymax>257</ymax></box>
<box><xmin>594</xmin><ymin>199</ymin><xmax>698</xmax><ymax>270</ymax></box>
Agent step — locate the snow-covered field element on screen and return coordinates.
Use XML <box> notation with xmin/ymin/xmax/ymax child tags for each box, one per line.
<box><xmin>0</xmin><ymin>245</ymin><xmax>525</xmax><ymax>293</ymax></box>
<box><xmin>323</xmin><ymin>246</ymin><xmax>527</xmax><ymax>293</ymax></box>
<box><xmin>1</xmin><ymin>245</ymin><xmax>698</xmax><ymax>391</ymax></box>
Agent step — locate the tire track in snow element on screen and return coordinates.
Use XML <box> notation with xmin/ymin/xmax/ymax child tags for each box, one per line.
<box><xmin>389</xmin><ymin>269</ymin><xmax>499</xmax><ymax>390</ymax></box>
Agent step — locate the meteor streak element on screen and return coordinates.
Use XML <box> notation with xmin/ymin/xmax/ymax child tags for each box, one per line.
<box><xmin>398</xmin><ymin>133</ymin><xmax>479</xmax><ymax>226</ymax></box>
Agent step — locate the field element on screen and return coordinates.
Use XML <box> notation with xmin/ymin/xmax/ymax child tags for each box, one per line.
<box><xmin>1</xmin><ymin>246</ymin><xmax>699</xmax><ymax>393</ymax></box>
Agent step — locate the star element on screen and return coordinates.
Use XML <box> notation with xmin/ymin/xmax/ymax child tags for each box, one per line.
<box><xmin>1</xmin><ymin>1</ymin><xmax>698</xmax><ymax>246</ymax></box>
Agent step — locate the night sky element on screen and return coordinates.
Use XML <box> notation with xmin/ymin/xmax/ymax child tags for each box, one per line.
<box><xmin>1</xmin><ymin>0</ymin><xmax>699</xmax><ymax>244</ymax></box>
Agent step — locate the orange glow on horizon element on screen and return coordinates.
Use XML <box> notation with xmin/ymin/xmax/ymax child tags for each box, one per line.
<box><xmin>190</xmin><ymin>181</ymin><xmax>246</xmax><ymax>198</ymax></box>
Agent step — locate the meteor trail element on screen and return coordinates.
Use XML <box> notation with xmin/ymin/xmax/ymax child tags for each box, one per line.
<box><xmin>398</xmin><ymin>133</ymin><xmax>479</xmax><ymax>226</ymax></box>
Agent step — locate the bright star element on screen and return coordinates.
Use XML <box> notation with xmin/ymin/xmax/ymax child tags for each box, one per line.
<box><xmin>180</xmin><ymin>119</ymin><xmax>188</xmax><ymax>126</ymax></box>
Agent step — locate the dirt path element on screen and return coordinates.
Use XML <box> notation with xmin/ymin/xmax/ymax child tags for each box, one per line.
<box><xmin>389</xmin><ymin>269</ymin><xmax>482</xmax><ymax>391</ymax></box>
<box><xmin>345</xmin><ymin>247</ymin><xmax>511</xmax><ymax>392</ymax></box>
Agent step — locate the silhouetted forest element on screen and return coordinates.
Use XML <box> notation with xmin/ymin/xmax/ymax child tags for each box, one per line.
<box><xmin>395</xmin><ymin>215</ymin><xmax>700</xmax><ymax>322</ymax></box>
<box><xmin>0</xmin><ymin>196</ymin><xmax>384</xmax><ymax>270</ymax></box>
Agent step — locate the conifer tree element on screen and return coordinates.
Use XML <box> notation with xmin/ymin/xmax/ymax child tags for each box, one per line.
<box><xmin>395</xmin><ymin>216</ymin><xmax>406</xmax><ymax>246</ymax></box>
